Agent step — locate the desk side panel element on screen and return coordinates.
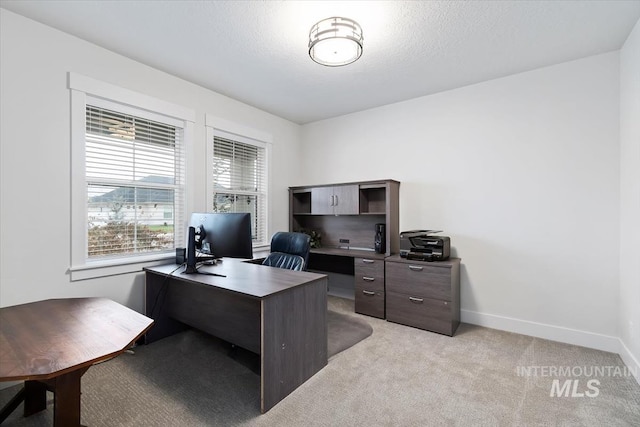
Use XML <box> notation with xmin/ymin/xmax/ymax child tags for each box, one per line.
<box><xmin>145</xmin><ymin>271</ymin><xmax>261</xmax><ymax>354</ymax></box>
<box><xmin>261</xmin><ymin>276</ymin><xmax>328</xmax><ymax>412</ymax></box>
<box><xmin>167</xmin><ymin>281</ymin><xmax>261</xmax><ymax>354</ymax></box>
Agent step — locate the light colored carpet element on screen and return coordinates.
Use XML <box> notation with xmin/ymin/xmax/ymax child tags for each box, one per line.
<box><xmin>1</xmin><ymin>296</ymin><xmax>639</xmax><ymax>426</ymax></box>
<box><xmin>328</xmin><ymin>308</ymin><xmax>373</xmax><ymax>358</ymax></box>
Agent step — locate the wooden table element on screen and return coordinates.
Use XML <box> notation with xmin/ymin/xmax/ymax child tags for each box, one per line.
<box><xmin>0</xmin><ymin>297</ymin><xmax>154</xmax><ymax>426</ymax></box>
<box><xmin>144</xmin><ymin>259</ymin><xmax>328</xmax><ymax>413</ymax></box>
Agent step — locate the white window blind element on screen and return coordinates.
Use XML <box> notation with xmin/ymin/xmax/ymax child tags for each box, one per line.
<box><xmin>85</xmin><ymin>105</ymin><xmax>185</xmax><ymax>259</ymax></box>
<box><xmin>212</xmin><ymin>135</ymin><xmax>267</xmax><ymax>246</ymax></box>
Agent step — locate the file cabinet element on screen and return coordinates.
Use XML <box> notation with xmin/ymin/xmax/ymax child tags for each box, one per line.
<box><xmin>385</xmin><ymin>256</ymin><xmax>460</xmax><ymax>336</ymax></box>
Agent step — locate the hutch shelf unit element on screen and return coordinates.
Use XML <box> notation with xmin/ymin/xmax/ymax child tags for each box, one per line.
<box><xmin>289</xmin><ymin>179</ymin><xmax>399</xmax><ymax>315</ymax></box>
<box><xmin>289</xmin><ymin>179</ymin><xmax>400</xmax><ymax>256</ymax></box>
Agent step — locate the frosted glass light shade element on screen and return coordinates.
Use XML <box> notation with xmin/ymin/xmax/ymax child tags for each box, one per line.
<box><xmin>309</xmin><ymin>17</ymin><xmax>363</xmax><ymax>67</ymax></box>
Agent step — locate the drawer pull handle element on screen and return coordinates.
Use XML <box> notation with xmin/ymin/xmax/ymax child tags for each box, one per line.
<box><xmin>409</xmin><ymin>297</ymin><xmax>424</xmax><ymax>303</ymax></box>
<box><xmin>409</xmin><ymin>265</ymin><xmax>423</xmax><ymax>271</ymax></box>
<box><xmin>362</xmin><ymin>276</ymin><xmax>375</xmax><ymax>282</ymax></box>
<box><xmin>362</xmin><ymin>259</ymin><xmax>374</xmax><ymax>264</ymax></box>
<box><xmin>362</xmin><ymin>290</ymin><xmax>376</xmax><ymax>296</ymax></box>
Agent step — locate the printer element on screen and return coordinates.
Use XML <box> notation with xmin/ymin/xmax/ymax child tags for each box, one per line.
<box><xmin>400</xmin><ymin>230</ymin><xmax>450</xmax><ymax>261</ymax></box>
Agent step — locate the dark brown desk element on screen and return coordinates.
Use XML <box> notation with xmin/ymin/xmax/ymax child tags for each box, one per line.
<box><xmin>0</xmin><ymin>297</ymin><xmax>154</xmax><ymax>426</ymax></box>
<box><xmin>144</xmin><ymin>259</ymin><xmax>328</xmax><ymax>413</ymax></box>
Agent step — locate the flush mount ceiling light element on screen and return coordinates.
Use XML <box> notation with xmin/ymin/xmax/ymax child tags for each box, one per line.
<box><xmin>308</xmin><ymin>17</ymin><xmax>363</xmax><ymax>67</ymax></box>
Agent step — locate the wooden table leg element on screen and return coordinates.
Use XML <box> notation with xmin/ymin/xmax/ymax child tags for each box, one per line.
<box><xmin>23</xmin><ymin>380</ymin><xmax>47</xmax><ymax>416</ymax></box>
<box><xmin>50</xmin><ymin>369</ymin><xmax>84</xmax><ymax>427</ymax></box>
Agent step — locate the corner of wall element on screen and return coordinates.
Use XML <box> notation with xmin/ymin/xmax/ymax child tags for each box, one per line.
<box><xmin>618</xmin><ymin>338</ymin><xmax>640</xmax><ymax>385</ymax></box>
<box><xmin>619</xmin><ymin>16</ymin><xmax>640</xmax><ymax>386</ymax></box>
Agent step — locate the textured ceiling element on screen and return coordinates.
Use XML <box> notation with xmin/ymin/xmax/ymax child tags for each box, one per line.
<box><xmin>2</xmin><ymin>1</ymin><xmax>639</xmax><ymax>124</ymax></box>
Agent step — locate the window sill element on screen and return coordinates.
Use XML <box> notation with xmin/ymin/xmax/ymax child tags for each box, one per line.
<box><xmin>69</xmin><ymin>253</ymin><xmax>175</xmax><ymax>281</ymax></box>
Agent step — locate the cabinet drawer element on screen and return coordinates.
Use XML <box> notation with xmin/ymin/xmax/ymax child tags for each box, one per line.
<box><xmin>355</xmin><ymin>285</ymin><xmax>385</xmax><ymax>319</ymax></box>
<box><xmin>386</xmin><ymin>291</ymin><xmax>454</xmax><ymax>336</ymax></box>
<box><xmin>355</xmin><ymin>274</ymin><xmax>384</xmax><ymax>292</ymax></box>
<box><xmin>354</xmin><ymin>257</ymin><xmax>384</xmax><ymax>275</ymax></box>
<box><xmin>354</xmin><ymin>258</ymin><xmax>384</xmax><ymax>292</ymax></box>
<box><xmin>385</xmin><ymin>262</ymin><xmax>452</xmax><ymax>300</ymax></box>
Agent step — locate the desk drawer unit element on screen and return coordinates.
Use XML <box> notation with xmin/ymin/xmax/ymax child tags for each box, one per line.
<box><xmin>354</xmin><ymin>257</ymin><xmax>385</xmax><ymax>319</ymax></box>
<box><xmin>385</xmin><ymin>257</ymin><xmax>460</xmax><ymax>336</ymax></box>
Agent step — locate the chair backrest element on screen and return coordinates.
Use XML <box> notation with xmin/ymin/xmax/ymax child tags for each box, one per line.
<box><xmin>262</xmin><ymin>252</ymin><xmax>305</xmax><ymax>271</ymax></box>
<box><xmin>264</xmin><ymin>231</ymin><xmax>311</xmax><ymax>270</ymax></box>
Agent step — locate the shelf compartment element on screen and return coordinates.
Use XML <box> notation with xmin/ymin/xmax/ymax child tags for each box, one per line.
<box><xmin>359</xmin><ymin>186</ymin><xmax>386</xmax><ymax>214</ymax></box>
<box><xmin>291</xmin><ymin>190</ymin><xmax>312</xmax><ymax>214</ymax></box>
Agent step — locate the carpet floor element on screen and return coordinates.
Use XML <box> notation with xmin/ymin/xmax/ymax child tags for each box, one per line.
<box><xmin>1</xmin><ymin>296</ymin><xmax>638</xmax><ymax>426</ymax></box>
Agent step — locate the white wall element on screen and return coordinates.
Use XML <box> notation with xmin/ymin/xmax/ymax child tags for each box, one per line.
<box><xmin>301</xmin><ymin>53</ymin><xmax>622</xmax><ymax>352</ymax></box>
<box><xmin>619</xmin><ymin>18</ymin><xmax>640</xmax><ymax>378</ymax></box>
<box><xmin>0</xmin><ymin>9</ymin><xmax>301</xmax><ymax>311</ymax></box>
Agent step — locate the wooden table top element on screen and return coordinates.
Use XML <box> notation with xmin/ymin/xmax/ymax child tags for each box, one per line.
<box><xmin>0</xmin><ymin>297</ymin><xmax>154</xmax><ymax>381</ymax></box>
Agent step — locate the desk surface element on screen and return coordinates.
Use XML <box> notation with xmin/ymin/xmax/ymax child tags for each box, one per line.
<box><xmin>0</xmin><ymin>297</ymin><xmax>154</xmax><ymax>381</ymax></box>
<box><xmin>146</xmin><ymin>259</ymin><xmax>327</xmax><ymax>299</ymax></box>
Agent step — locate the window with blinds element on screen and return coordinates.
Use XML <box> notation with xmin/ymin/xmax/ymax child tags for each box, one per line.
<box><xmin>212</xmin><ymin>136</ymin><xmax>267</xmax><ymax>246</ymax></box>
<box><xmin>85</xmin><ymin>105</ymin><xmax>185</xmax><ymax>259</ymax></box>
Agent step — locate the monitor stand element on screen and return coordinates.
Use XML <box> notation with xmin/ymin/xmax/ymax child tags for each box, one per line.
<box><xmin>183</xmin><ymin>226</ymin><xmax>225</xmax><ymax>277</ymax></box>
<box><xmin>182</xmin><ymin>264</ymin><xmax>226</xmax><ymax>278</ymax></box>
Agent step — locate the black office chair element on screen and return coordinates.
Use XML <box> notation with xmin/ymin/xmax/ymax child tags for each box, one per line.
<box><xmin>262</xmin><ymin>231</ymin><xmax>311</xmax><ymax>271</ymax></box>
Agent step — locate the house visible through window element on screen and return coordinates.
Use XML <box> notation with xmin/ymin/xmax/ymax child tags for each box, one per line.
<box><xmin>85</xmin><ymin>104</ymin><xmax>185</xmax><ymax>259</ymax></box>
<box><xmin>212</xmin><ymin>135</ymin><xmax>267</xmax><ymax>246</ymax></box>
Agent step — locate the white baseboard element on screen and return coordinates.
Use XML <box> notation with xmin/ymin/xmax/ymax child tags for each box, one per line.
<box><xmin>460</xmin><ymin>309</ymin><xmax>620</xmax><ymax>353</ymax></box>
<box><xmin>461</xmin><ymin>310</ymin><xmax>640</xmax><ymax>385</ymax></box>
<box><xmin>618</xmin><ymin>339</ymin><xmax>640</xmax><ymax>386</ymax></box>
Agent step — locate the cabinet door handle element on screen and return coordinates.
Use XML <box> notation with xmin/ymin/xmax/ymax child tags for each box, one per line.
<box><xmin>330</xmin><ymin>195</ymin><xmax>335</xmax><ymax>206</ymax></box>
<box><xmin>334</xmin><ymin>195</ymin><xmax>338</xmax><ymax>206</ymax></box>
<box><xmin>362</xmin><ymin>276</ymin><xmax>375</xmax><ymax>282</ymax></box>
<box><xmin>409</xmin><ymin>265</ymin><xmax>423</xmax><ymax>271</ymax></box>
<box><xmin>362</xmin><ymin>290</ymin><xmax>376</xmax><ymax>296</ymax></box>
<box><xmin>362</xmin><ymin>259</ymin><xmax>374</xmax><ymax>264</ymax></box>
<box><xmin>409</xmin><ymin>296</ymin><xmax>424</xmax><ymax>303</ymax></box>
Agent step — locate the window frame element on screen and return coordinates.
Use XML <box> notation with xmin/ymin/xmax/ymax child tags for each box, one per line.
<box><xmin>69</xmin><ymin>73</ymin><xmax>195</xmax><ymax>280</ymax></box>
<box><xmin>204</xmin><ymin>114</ymin><xmax>272</xmax><ymax>250</ymax></box>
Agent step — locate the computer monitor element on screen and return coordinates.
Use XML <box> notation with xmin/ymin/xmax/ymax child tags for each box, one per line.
<box><xmin>188</xmin><ymin>212</ymin><xmax>253</xmax><ymax>259</ymax></box>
